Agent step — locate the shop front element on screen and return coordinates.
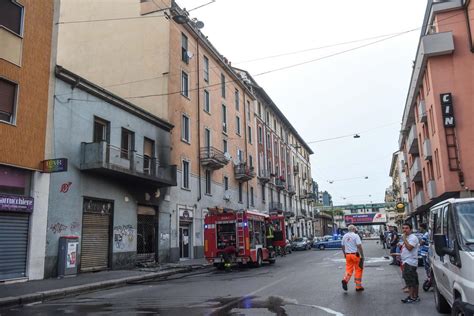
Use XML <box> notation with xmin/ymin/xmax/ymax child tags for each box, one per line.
<box><xmin>179</xmin><ymin>208</ymin><xmax>193</xmax><ymax>260</ymax></box>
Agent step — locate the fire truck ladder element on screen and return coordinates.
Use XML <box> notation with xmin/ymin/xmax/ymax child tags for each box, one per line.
<box><xmin>445</xmin><ymin>127</ymin><xmax>460</xmax><ymax>171</ymax></box>
<box><xmin>236</xmin><ymin>211</ymin><xmax>245</xmax><ymax>253</ymax></box>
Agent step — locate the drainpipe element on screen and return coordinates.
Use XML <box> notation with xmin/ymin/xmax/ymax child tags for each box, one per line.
<box><xmin>464</xmin><ymin>0</ymin><xmax>474</xmax><ymax>52</ymax></box>
<box><xmin>196</xmin><ymin>36</ymin><xmax>202</xmax><ymax>202</ymax></box>
<box><xmin>243</xmin><ymin>93</ymin><xmax>250</xmax><ymax>209</ymax></box>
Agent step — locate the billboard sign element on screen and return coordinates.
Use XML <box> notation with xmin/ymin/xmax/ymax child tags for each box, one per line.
<box><xmin>344</xmin><ymin>213</ymin><xmax>387</xmax><ymax>225</ymax></box>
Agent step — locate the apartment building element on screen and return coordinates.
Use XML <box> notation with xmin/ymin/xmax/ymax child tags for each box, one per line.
<box><xmin>0</xmin><ymin>0</ymin><xmax>54</xmax><ymax>281</ymax></box>
<box><xmin>398</xmin><ymin>0</ymin><xmax>474</xmax><ymax>226</ymax></box>
<box><xmin>55</xmin><ymin>0</ymin><xmax>315</xmax><ymax>261</ymax></box>
<box><xmin>389</xmin><ymin>151</ymin><xmax>410</xmax><ymax>219</ymax></box>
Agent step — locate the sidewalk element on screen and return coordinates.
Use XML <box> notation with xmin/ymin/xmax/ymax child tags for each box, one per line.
<box><xmin>0</xmin><ymin>258</ymin><xmax>211</xmax><ymax>308</ymax></box>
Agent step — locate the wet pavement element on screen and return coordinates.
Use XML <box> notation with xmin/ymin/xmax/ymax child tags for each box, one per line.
<box><xmin>0</xmin><ymin>240</ymin><xmax>439</xmax><ymax>316</ymax></box>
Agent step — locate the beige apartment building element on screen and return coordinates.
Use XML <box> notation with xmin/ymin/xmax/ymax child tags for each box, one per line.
<box><xmin>55</xmin><ymin>0</ymin><xmax>315</xmax><ymax>262</ymax></box>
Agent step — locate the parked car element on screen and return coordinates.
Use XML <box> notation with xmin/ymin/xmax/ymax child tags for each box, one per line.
<box><xmin>313</xmin><ymin>236</ymin><xmax>342</xmax><ymax>250</ymax></box>
<box><xmin>292</xmin><ymin>237</ymin><xmax>311</xmax><ymax>250</ymax></box>
<box><xmin>429</xmin><ymin>198</ymin><xmax>474</xmax><ymax>315</ymax></box>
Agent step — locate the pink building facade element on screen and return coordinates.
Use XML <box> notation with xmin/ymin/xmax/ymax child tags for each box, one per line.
<box><xmin>399</xmin><ymin>0</ymin><xmax>474</xmax><ymax>225</ymax></box>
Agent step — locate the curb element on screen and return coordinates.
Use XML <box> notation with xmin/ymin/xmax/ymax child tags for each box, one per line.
<box><xmin>0</xmin><ymin>265</ymin><xmax>212</xmax><ymax>309</ymax></box>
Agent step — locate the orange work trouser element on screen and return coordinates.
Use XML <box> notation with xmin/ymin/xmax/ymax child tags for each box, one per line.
<box><xmin>343</xmin><ymin>253</ymin><xmax>363</xmax><ymax>289</ymax></box>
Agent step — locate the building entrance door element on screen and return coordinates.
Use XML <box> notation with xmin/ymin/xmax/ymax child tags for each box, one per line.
<box><xmin>137</xmin><ymin>206</ymin><xmax>157</xmax><ymax>262</ymax></box>
<box><xmin>179</xmin><ymin>226</ymin><xmax>190</xmax><ymax>259</ymax></box>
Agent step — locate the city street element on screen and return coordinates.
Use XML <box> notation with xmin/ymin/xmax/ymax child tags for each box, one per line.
<box><xmin>1</xmin><ymin>240</ymin><xmax>437</xmax><ymax>316</ymax></box>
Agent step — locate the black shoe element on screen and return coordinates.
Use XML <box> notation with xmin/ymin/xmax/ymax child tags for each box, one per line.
<box><xmin>355</xmin><ymin>287</ymin><xmax>365</xmax><ymax>292</ymax></box>
<box><xmin>389</xmin><ymin>263</ymin><xmax>396</xmax><ymax>265</ymax></box>
<box><xmin>341</xmin><ymin>280</ymin><xmax>348</xmax><ymax>291</ymax></box>
<box><xmin>401</xmin><ymin>296</ymin><xmax>419</xmax><ymax>303</ymax></box>
<box><xmin>401</xmin><ymin>296</ymin><xmax>412</xmax><ymax>303</ymax></box>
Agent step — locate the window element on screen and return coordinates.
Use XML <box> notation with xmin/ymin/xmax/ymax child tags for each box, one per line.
<box><xmin>0</xmin><ymin>78</ymin><xmax>18</xmax><ymax>123</ymax></box>
<box><xmin>181</xmin><ymin>114</ymin><xmax>190</xmax><ymax>143</ymax></box>
<box><xmin>235</xmin><ymin>89</ymin><xmax>239</xmax><ymax>111</ymax></box>
<box><xmin>182</xmin><ymin>160</ymin><xmax>190</xmax><ymax>189</ymax></box>
<box><xmin>0</xmin><ymin>1</ymin><xmax>23</xmax><ymax>36</ymax></box>
<box><xmin>262</xmin><ymin>184</ymin><xmax>266</xmax><ymax>203</ymax></box>
<box><xmin>273</xmin><ymin>118</ymin><xmax>277</xmax><ymax>131</ymax></box>
<box><xmin>224</xmin><ymin>176</ymin><xmax>229</xmax><ymax>191</ymax></box>
<box><xmin>93</xmin><ymin>117</ymin><xmax>109</xmax><ymax>143</ymax></box>
<box><xmin>204</xmin><ymin>89</ymin><xmax>210</xmax><ymax>112</ymax></box>
<box><xmin>258</xmin><ymin>126</ymin><xmax>263</xmax><ymax>144</ymax></box>
<box><xmin>181</xmin><ymin>71</ymin><xmax>189</xmax><ymax>97</ymax></box>
<box><xmin>249</xmin><ymin>155</ymin><xmax>253</xmax><ymax>168</ymax></box>
<box><xmin>181</xmin><ymin>33</ymin><xmax>188</xmax><ymax>63</ymax></box>
<box><xmin>238</xmin><ymin>183</ymin><xmax>243</xmax><ymax>203</ymax></box>
<box><xmin>250</xmin><ymin>187</ymin><xmax>254</xmax><ymax>206</ymax></box>
<box><xmin>205</xmin><ymin>170</ymin><xmax>211</xmax><ymax>195</ymax></box>
<box><xmin>222</xmin><ymin>104</ymin><xmax>227</xmax><ymax>133</ymax></box>
<box><xmin>434</xmin><ymin>149</ymin><xmax>441</xmax><ymax>179</ymax></box>
<box><xmin>203</xmin><ymin>56</ymin><xmax>209</xmax><ymax>82</ymax></box>
<box><xmin>248</xmin><ymin>126</ymin><xmax>253</xmax><ymax>144</ymax></box>
<box><xmin>236</xmin><ymin>116</ymin><xmax>241</xmax><ymax>135</ymax></box>
<box><xmin>429</xmin><ymin>106</ymin><xmax>435</xmax><ymax>135</ymax></box>
<box><xmin>223</xmin><ymin>139</ymin><xmax>228</xmax><ymax>153</ymax></box>
<box><xmin>266</xmin><ymin>134</ymin><xmax>270</xmax><ymax>149</ymax></box>
<box><xmin>247</xmin><ymin>101</ymin><xmax>251</xmax><ymax>122</ymax></box>
<box><xmin>221</xmin><ymin>73</ymin><xmax>226</xmax><ymax>98</ymax></box>
<box><xmin>237</xmin><ymin>149</ymin><xmax>243</xmax><ymax>163</ymax></box>
<box><xmin>266</xmin><ymin>111</ymin><xmax>270</xmax><ymax>125</ymax></box>
<box><xmin>204</xmin><ymin>128</ymin><xmax>211</xmax><ymax>149</ymax></box>
<box><xmin>143</xmin><ymin>138</ymin><xmax>155</xmax><ymax>175</ymax></box>
<box><xmin>258</xmin><ymin>102</ymin><xmax>261</xmax><ymax>117</ymax></box>
<box><xmin>121</xmin><ymin>128</ymin><xmax>134</xmax><ymax>159</ymax></box>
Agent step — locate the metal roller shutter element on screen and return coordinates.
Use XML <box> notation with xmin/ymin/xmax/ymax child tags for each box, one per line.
<box><xmin>0</xmin><ymin>213</ymin><xmax>29</xmax><ymax>280</ymax></box>
<box><xmin>80</xmin><ymin>212</ymin><xmax>110</xmax><ymax>272</ymax></box>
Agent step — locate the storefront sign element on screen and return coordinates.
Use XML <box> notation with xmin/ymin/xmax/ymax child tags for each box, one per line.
<box><xmin>440</xmin><ymin>93</ymin><xmax>455</xmax><ymax>127</ymax></box>
<box><xmin>344</xmin><ymin>213</ymin><xmax>387</xmax><ymax>225</ymax></box>
<box><xmin>179</xmin><ymin>209</ymin><xmax>193</xmax><ymax>219</ymax></box>
<box><xmin>0</xmin><ymin>194</ymin><xmax>34</xmax><ymax>213</ymax></box>
<box><xmin>42</xmin><ymin>158</ymin><xmax>68</xmax><ymax>173</ymax></box>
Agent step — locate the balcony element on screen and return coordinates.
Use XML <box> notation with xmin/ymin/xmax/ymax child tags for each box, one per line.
<box><xmin>287</xmin><ymin>185</ymin><xmax>296</xmax><ymax>195</ymax></box>
<box><xmin>234</xmin><ymin>163</ymin><xmax>255</xmax><ymax>182</ymax></box>
<box><xmin>413</xmin><ymin>191</ymin><xmax>425</xmax><ymax>210</ymax></box>
<box><xmin>418</xmin><ymin>100</ymin><xmax>427</xmax><ymax>123</ymax></box>
<box><xmin>423</xmin><ymin>139</ymin><xmax>432</xmax><ymax>161</ymax></box>
<box><xmin>284</xmin><ymin>211</ymin><xmax>295</xmax><ymax>218</ymax></box>
<box><xmin>258</xmin><ymin>169</ymin><xmax>271</xmax><ymax>183</ymax></box>
<box><xmin>407</xmin><ymin>125</ymin><xmax>419</xmax><ymax>155</ymax></box>
<box><xmin>269</xmin><ymin>201</ymin><xmax>283</xmax><ymax>212</ymax></box>
<box><xmin>410</xmin><ymin>157</ymin><xmax>422</xmax><ymax>183</ymax></box>
<box><xmin>306</xmin><ymin>192</ymin><xmax>317</xmax><ymax>202</ymax></box>
<box><xmin>200</xmin><ymin>147</ymin><xmax>229</xmax><ymax>170</ymax></box>
<box><xmin>80</xmin><ymin>142</ymin><xmax>177</xmax><ymax>187</ymax></box>
<box><xmin>275</xmin><ymin>178</ymin><xmax>285</xmax><ymax>190</ymax></box>
<box><xmin>427</xmin><ymin>180</ymin><xmax>437</xmax><ymax>200</ymax></box>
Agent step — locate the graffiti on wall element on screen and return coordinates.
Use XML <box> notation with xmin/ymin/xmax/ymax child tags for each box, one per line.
<box><xmin>60</xmin><ymin>182</ymin><xmax>72</xmax><ymax>193</ymax></box>
<box><xmin>50</xmin><ymin>222</ymin><xmax>68</xmax><ymax>234</ymax></box>
<box><xmin>69</xmin><ymin>221</ymin><xmax>80</xmax><ymax>233</ymax></box>
<box><xmin>113</xmin><ymin>225</ymin><xmax>136</xmax><ymax>252</ymax></box>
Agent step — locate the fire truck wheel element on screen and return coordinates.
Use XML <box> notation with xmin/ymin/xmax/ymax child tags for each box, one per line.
<box><xmin>269</xmin><ymin>258</ymin><xmax>276</xmax><ymax>264</ymax></box>
<box><xmin>254</xmin><ymin>250</ymin><xmax>263</xmax><ymax>268</ymax></box>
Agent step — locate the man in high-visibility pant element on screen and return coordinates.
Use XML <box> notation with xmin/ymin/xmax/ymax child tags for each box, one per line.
<box><xmin>341</xmin><ymin>225</ymin><xmax>365</xmax><ymax>292</ymax></box>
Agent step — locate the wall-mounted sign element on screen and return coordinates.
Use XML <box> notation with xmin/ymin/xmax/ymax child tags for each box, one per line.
<box><xmin>179</xmin><ymin>209</ymin><xmax>193</xmax><ymax>219</ymax></box>
<box><xmin>42</xmin><ymin>158</ymin><xmax>68</xmax><ymax>173</ymax></box>
<box><xmin>0</xmin><ymin>194</ymin><xmax>34</xmax><ymax>213</ymax></box>
<box><xmin>440</xmin><ymin>93</ymin><xmax>455</xmax><ymax>127</ymax></box>
<box><xmin>344</xmin><ymin>213</ymin><xmax>387</xmax><ymax>225</ymax></box>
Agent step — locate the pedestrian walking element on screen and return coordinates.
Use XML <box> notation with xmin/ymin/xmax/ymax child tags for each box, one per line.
<box><xmin>400</xmin><ymin>222</ymin><xmax>420</xmax><ymax>303</ymax></box>
<box><xmin>379</xmin><ymin>230</ymin><xmax>386</xmax><ymax>249</ymax></box>
<box><xmin>389</xmin><ymin>226</ymin><xmax>400</xmax><ymax>265</ymax></box>
<box><xmin>418</xmin><ymin>223</ymin><xmax>430</xmax><ymax>278</ymax></box>
<box><xmin>341</xmin><ymin>225</ymin><xmax>365</xmax><ymax>292</ymax></box>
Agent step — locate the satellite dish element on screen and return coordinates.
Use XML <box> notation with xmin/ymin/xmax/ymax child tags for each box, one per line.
<box><xmin>195</xmin><ymin>20</ymin><xmax>205</xmax><ymax>29</ymax></box>
<box><xmin>224</xmin><ymin>152</ymin><xmax>232</xmax><ymax>161</ymax></box>
<box><xmin>224</xmin><ymin>190</ymin><xmax>231</xmax><ymax>201</ymax></box>
<box><xmin>186</xmin><ymin>51</ymin><xmax>194</xmax><ymax>59</ymax></box>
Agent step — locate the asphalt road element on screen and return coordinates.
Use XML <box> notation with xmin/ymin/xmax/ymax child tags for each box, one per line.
<box><xmin>1</xmin><ymin>240</ymin><xmax>441</xmax><ymax>316</ymax></box>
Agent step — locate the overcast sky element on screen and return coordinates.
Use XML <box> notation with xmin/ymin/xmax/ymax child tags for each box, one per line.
<box><xmin>177</xmin><ymin>0</ymin><xmax>428</xmax><ymax>205</ymax></box>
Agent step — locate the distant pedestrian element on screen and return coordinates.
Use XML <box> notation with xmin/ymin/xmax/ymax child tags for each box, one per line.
<box><xmin>379</xmin><ymin>230</ymin><xmax>386</xmax><ymax>249</ymax></box>
<box><xmin>341</xmin><ymin>225</ymin><xmax>365</xmax><ymax>292</ymax></box>
<box><xmin>400</xmin><ymin>222</ymin><xmax>420</xmax><ymax>303</ymax></box>
<box><xmin>389</xmin><ymin>226</ymin><xmax>400</xmax><ymax>265</ymax></box>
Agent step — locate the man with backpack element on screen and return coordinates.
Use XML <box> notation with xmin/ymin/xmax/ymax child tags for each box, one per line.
<box><xmin>389</xmin><ymin>226</ymin><xmax>400</xmax><ymax>265</ymax></box>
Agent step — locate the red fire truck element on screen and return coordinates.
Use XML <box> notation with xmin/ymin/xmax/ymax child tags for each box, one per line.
<box><xmin>204</xmin><ymin>208</ymin><xmax>286</xmax><ymax>268</ymax></box>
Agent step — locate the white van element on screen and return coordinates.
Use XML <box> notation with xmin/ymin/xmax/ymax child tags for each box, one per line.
<box><xmin>429</xmin><ymin>198</ymin><xmax>474</xmax><ymax>315</ymax></box>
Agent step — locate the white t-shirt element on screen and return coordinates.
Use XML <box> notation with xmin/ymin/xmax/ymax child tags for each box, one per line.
<box><xmin>401</xmin><ymin>233</ymin><xmax>419</xmax><ymax>267</ymax></box>
<box><xmin>342</xmin><ymin>232</ymin><xmax>362</xmax><ymax>253</ymax></box>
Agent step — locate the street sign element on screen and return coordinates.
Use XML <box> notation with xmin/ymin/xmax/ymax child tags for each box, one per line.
<box><xmin>42</xmin><ymin>158</ymin><xmax>68</xmax><ymax>173</ymax></box>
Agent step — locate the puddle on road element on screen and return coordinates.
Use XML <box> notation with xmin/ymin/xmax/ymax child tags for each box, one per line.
<box><xmin>208</xmin><ymin>295</ymin><xmax>288</xmax><ymax>316</ymax></box>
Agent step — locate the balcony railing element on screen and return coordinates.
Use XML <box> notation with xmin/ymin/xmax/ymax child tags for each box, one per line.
<box><xmin>413</xmin><ymin>191</ymin><xmax>425</xmax><ymax>210</ymax></box>
<box><xmin>275</xmin><ymin>178</ymin><xmax>285</xmax><ymax>190</ymax></box>
<box><xmin>410</xmin><ymin>157</ymin><xmax>422</xmax><ymax>183</ymax></box>
<box><xmin>200</xmin><ymin>146</ymin><xmax>229</xmax><ymax>169</ymax></box>
<box><xmin>418</xmin><ymin>100</ymin><xmax>427</xmax><ymax>123</ymax></box>
<box><xmin>234</xmin><ymin>163</ymin><xmax>255</xmax><ymax>182</ymax></box>
<box><xmin>407</xmin><ymin>125</ymin><xmax>419</xmax><ymax>155</ymax></box>
<box><xmin>423</xmin><ymin>139</ymin><xmax>432</xmax><ymax>161</ymax></box>
<box><xmin>287</xmin><ymin>185</ymin><xmax>296</xmax><ymax>195</ymax></box>
<box><xmin>284</xmin><ymin>211</ymin><xmax>295</xmax><ymax>218</ymax></box>
<box><xmin>258</xmin><ymin>169</ymin><xmax>271</xmax><ymax>183</ymax></box>
<box><xmin>427</xmin><ymin>180</ymin><xmax>437</xmax><ymax>200</ymax></box>
<box><xmin>269</xmin><ymin>201</ymin><xmax>283</xmax><ymax>212</ymax></box>
<box><xmin>306</xmin><ymin>192</ymin><xmax>317</xmax><ymax>202</ymax></box>
<box><xmin>80</xmin><ymin>142</ymin><xmax>177</xmax><ymax>187</ymax></box>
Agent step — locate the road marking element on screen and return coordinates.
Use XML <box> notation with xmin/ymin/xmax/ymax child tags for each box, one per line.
<box><xmin>298</xmin><ymin>303</ymin><xmax>345</xmax><ymax>316</ymax></box>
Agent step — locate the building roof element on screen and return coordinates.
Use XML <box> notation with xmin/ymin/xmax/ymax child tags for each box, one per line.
<box><xmin>231</xmin><ymin>67</ymin><xmax>314</xmax><ymax>155</ymax></box>
<box><xmin>55</xmin><ymin>66</ymin><xmax>174</xmax><ymax>131</ymax></box>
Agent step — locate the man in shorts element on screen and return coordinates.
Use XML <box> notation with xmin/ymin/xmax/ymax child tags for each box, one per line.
<box><xmin>400</xmin><ymin>222</ymin><xmax>420</xmax><ymax>303</ymax></box>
